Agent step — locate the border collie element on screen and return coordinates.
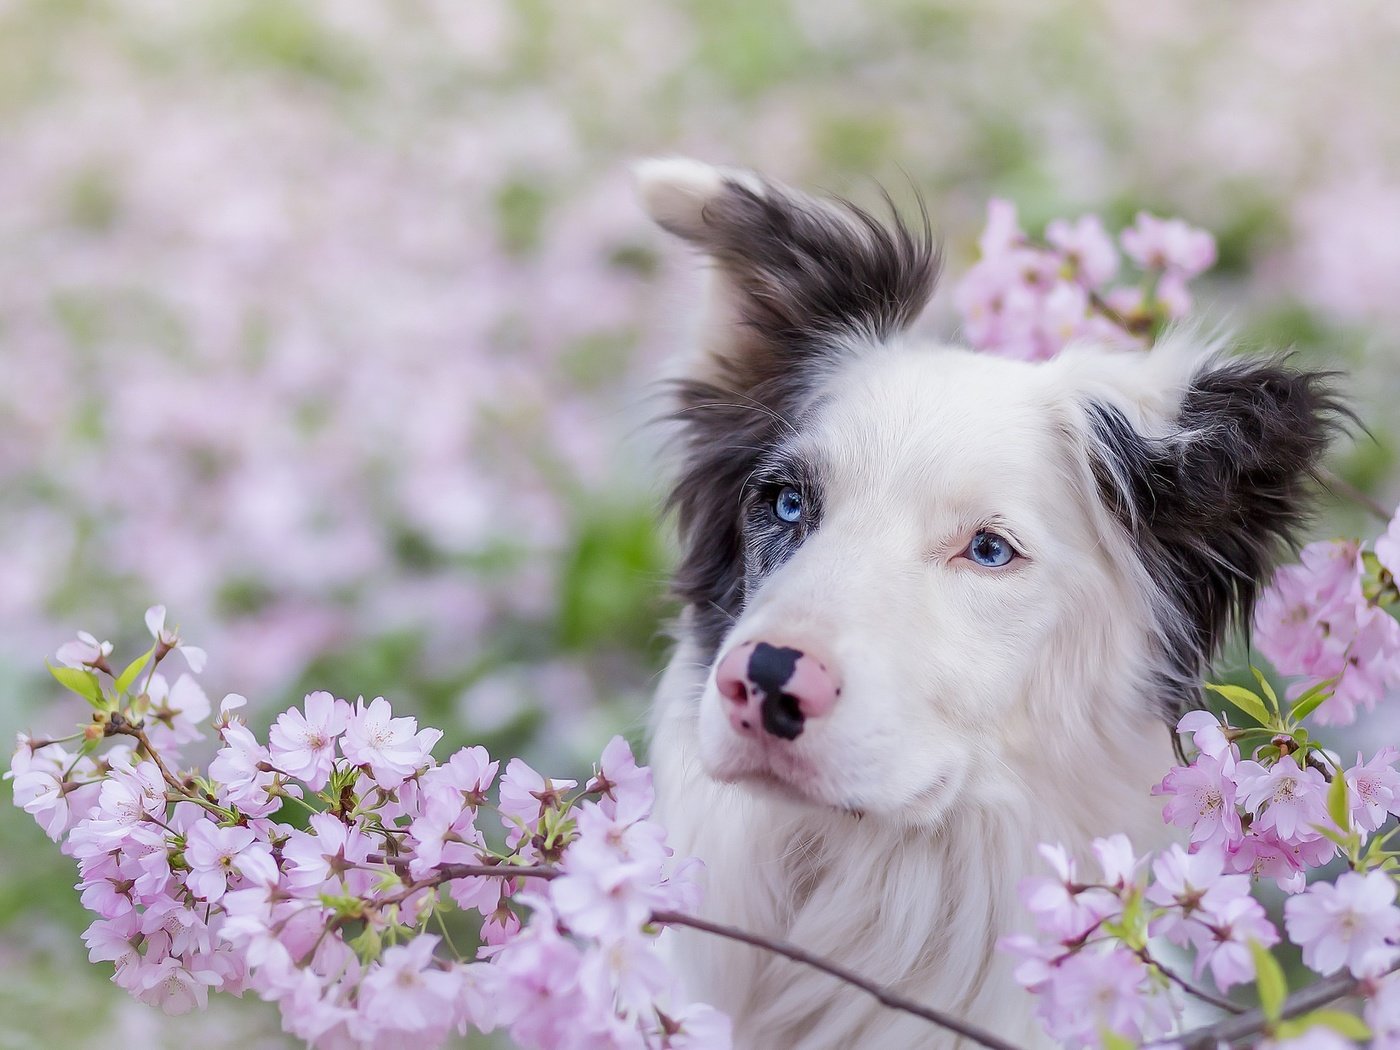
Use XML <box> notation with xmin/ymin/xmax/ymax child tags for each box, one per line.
<box><xmin>635</xmin><ymin>159</ymin><xmax>1342</xmax><ymax>1048</ymax></box>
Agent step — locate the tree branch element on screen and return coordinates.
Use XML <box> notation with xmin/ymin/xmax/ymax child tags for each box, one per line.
<box><xmin>1164</xmin><ymin>961</ymin><xmax>1400</xmax><ymax>1048</ymax></box>
<box><xmin>107</xmin><ymin>718</ymin><xmax>185</xmax><ymax>793</ymax></box>
<box><xmin>1133</xmin><ymin>948</ymin><xmax>1244</xmax><ymax>1015</ymax></box>
<box><xmin>651</xmin><ymin>909</ymin><xmax>1026</xmax><ymax>1050</ymax></box>
<box><xmin>379</xmin><ymin>860</ymin><xmax>1025</xmax><ymax>1050</ymax></box>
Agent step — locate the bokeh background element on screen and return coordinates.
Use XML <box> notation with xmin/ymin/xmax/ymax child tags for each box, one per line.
<box><xmin>3</xmin><ymin>1</ymin><xmax>1399</xmax><ymax>1045</ymax></box>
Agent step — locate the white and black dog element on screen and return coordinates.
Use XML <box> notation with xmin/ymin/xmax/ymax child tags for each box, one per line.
<box><xmin>635</xmin><ymin>159</ymin><xmax>1344</xmax><ymax>1049</ymax></box>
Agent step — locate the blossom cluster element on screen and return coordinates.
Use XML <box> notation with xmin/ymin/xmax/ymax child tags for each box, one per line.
<box><xmin>9</xmin><ymin>609</ymin><xmax>729</xmax><ymax>1050</ymax></box>
<box><xmin>953</xmin><ymin>200</ymin><xmax>1216</xmax><ymax>360</ymax></box>
<box><xmin>961</xmin><ymin>191</ymin><xmax>1400</xmax><ymax>1045</ymax></box>
<box><xmin>1007</xmin><ymin>686</ymin><xmax>1400</xmax><ymax>1048</ymax></box>
<box><xmin>1254</xmin><ymin>519</ymin><xmax>1400</xmax><ymax>725</ymax></box>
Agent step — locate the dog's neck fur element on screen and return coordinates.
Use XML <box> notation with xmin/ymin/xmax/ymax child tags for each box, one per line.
<box><xmin>651</xmin><ymin>630</ymin><xmax>1175</xmax><ymax>1050</ymax></box>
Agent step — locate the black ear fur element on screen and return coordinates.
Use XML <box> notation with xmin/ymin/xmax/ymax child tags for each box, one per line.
<box><xmin>662</xmin><ymin>176</ymin><xmax>940</xmax><ymax>657</ymax></box>
<box><xmin>1089</xmin><ymin>354</ymin><xmax>1350</xmax><ymax>720</ymax></box>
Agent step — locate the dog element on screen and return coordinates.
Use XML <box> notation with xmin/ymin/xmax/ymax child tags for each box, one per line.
<box><xmin>635</xmin><ymin>159</ymin><xmax>1341</xmax><ymax>1048</ymax></box>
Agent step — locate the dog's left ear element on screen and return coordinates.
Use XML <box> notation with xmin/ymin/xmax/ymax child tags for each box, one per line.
<box><xmin>1086</xmin><ymin>351</ymin><xmax>1349</xmax><ymax>716</ymax></box>
<box><xmin>634</xmin><ymin>157</ymin><xmax>939</xmax><ymax>384</ymax></box>
<box><xmin>636</xmin><ymin>159</ymin><xmax>939</xmax><ymax>656</ymax></box>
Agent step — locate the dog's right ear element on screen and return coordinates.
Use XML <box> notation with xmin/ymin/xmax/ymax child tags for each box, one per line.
<box><xmin>634</xmin><ymin>158</ymin><xmax>939</xmax><ymax>389</ymax></box>
<box><xmin>635</xmin><ymin>159</ymin><xmax>939</xmax><ymax>657</ymax></box>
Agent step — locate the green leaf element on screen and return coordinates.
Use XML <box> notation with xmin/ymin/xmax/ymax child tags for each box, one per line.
<box><xmin>1312</xmin><ymin>823</ymin><xmax>1356</xmax><ymax>850</ymax></box>
<box><xmin>1289</xmin><ymin>677</ymin><xmax>1339</xmax><ymax>724</ymax></box>
<box><xmin>1099</xmin><ymin>1031</ymin><xmax>1135</xmax><ymax>1050</ymax></box>
<box><xmin>114</xmin><ymin>646</ymin><xmax>155</xmax><ymax>694</ymax></box>
<box><xmin>1251</xmin><ymin>666</ymin><xmax>1280</xmax><ymax>715</ymax></box>
<box><xmin>1251</xmin><ymin>940</ymin><xmax>1288</xmax><ymax>1023</ymax></box>
<box><xmin>46</xmin><ymin>663</ymin><xmax>106</xmax><ymax>708</ymax></box>
<box><xmin>1205</xmin><ymin>683</ymin><xmax>1272</xmax><ymax>726</ymax></box>
<box><xmin>1300</xmin><ymin>1009</ymin><xmax>1371</xmax><ymax>1040</ymax></box>
<box><xmin>349</xmin><ymin>925</ymin><xmax>382</xmax><ymax>964</ymax></box>
<box><xmin>1328</xmin><ymin>768</ymin><xmax>1351</xmax><ymax>832</ymax></box>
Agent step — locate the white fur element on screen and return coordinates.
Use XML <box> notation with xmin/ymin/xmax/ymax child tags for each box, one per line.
<box><xmin>640</xmin><ymin>162</ymin><xmax>1198</xmax><ymax>1049</ymax></box>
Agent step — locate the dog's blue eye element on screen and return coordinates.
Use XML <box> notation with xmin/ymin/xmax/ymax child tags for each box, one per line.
<box><xmin>774</xmin><ymin>486</ymin><xmax>803</xmax><ymax>524</ymax></box>
<box><xmin>967</xmin><ymin>530</ymin><xmax>1015</xmax><ymax>567</ymax></box>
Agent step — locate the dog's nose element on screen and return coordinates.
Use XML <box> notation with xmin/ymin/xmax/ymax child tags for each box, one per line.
<box><xmin>716</xmin><ymin>640</ymin><xmax>840</xmax><ymax>740</ymax></box>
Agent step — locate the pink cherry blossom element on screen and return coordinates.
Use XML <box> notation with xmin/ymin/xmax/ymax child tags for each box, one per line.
<box><xmin>473</xmin><ymin>914</ymin><xmax>588</xmax><ymax>1047</ymax></box>
<box><xmin>1154</xmin><ymin>751</ymin><xmax>1243</xmax><ymax>850</ymax></box>
<box><xmin>1233</xmin><ymin>755</ymin><xmax>1331</xmax><ymax>843</ymax></box>
<box><xmin>1037</xmin><ymin>947</ymin><xmax>1176</xmax><ymax>1047</ymax></box>
<box><xmin>499</xmin><ymin>757</ymin><xmax>577</xmax><ymax>848</ymax></box>
<box><xmin>357</xmin><ymin>935</ymin><xmax>464</xmax><ymax>1038</ymax></box>
<box><xmin>215</xmin><ymin>693</ymin><xmax>248</xmax><ymax>728</ymax></box>
<box><xmin>1120</xmin><ymin>212</ymin><xmax>1217</xmax><ymax>278</ymax></box>
<box><xmin>144</xmin><ymin>673</ymin><xmax>211</xmax><ymax>751</ymax></box>
<box><xmin>1146</xmin><ymin>845</ymin><xmax>1257</xmax><ymax>959</ymax></box>
<box><xmin>282</xmin><ymin>812</ymin><xmax>374</xmax><ymax>894</ymax></box>
<box><xmin>551</xmin><ymin>806</ymin><xmax>670</xmax><ymax>941</ymax></box>
<box><xmin>1092</xmin><ymin>833</ymin><xmax>1144</xmax><ymax>891</ymax></box>
<box><xmin>340</xmin><ymin>695</ymin><xmax>442</xmax><ymax>789</ymax></box>
<box><xmin>1225</xmin><ymin>828</ymin><xmax>1331</xmax><ymax>895</ymax></box>
<box><xmin>431</xmin><ymin>744</ymin><xmax>498</xmax><ymax>799</ymax></box>
<box><xmin>7</xmin><ymin>740</ymin><xmax>101</xmax><ymax>841</ymax></box>
<box><xmin>145</xmin><ymin>604</ymin><xmax>207</xmax><ymax>673</ymax></box>
<box><xmin>1039</xmin><ymin>280</ymin><xmax>1091</xmax><ymax>348</ymax></box>
<box><xmin>90</xmin><ymin>760</ymin><xmax>167</xmax><ymax>840</ymax></box>
<box><xmin>183</xmin><ymin>819</ymin><xmax>277</xmax><ymax>902</ymax></box>
<box><xmin>55</xmin><ymin>630</ymin><xmax>113</xmax><ymax>670</ymax></box>
<box><xmin>657</xmin><ymin>1003</ymin><xmax>733</xmax><ymax>1049</ymax></box>
<box><xmin>1194</xmin><ymin>893</ymin><xmax>1280</xmax><ymax>992</ymax></box>
<box><xmin>20</xmin><ymin>616</ymin><xmax>729</xmax><ymax>1046</ymax></box>
<box><xmin>1046</xmin><ymin>214</ymin><xmax>1120</xmax><ymax>288</ymax></box>
<box><xmin>590</xmin><ymin>735</ymin><xmax>653</xmax><ymax>822</ymax></box>
<box><xmin>1175</xmin><ymin>709</ymin><xmax>1233</xmax><ymax>760</ymax></box>
<box><xmin>1367</xmin><ymin>971</ymin><xmax>1400</xmax><ymax>1050</ymax></box>
<box><xmin>268</xmin><ymin>691</ymin><xmax>349</xmax><ymax>790</ymax></box>
<box><xmin>209</xmin><ymin>730</ymin><xmax>282</xmax><ymax>819</ymax></box>
<box><xmin>1284</xmin><ymin>870</ymin><xmax>1400</xmax><ymax>977</ymax></box>
<box><xmin>134</xmin><ymin>956</ymin><xmax>222</xmax><ymax>1015</ymax></box>
<box><xmin>1020</xmin><ymin>842</ymin><xmax>1119</xmax><ymax>943</ymax></box>
<box><xmin>978</xmin><ymin>198</ymin><xmax>1024</xmax><ymax>256</ymax></box>
<box><xmin>1346</xmin><ymin>748</ymin><xmax>1400</xmax><ymax>832</ymax></box>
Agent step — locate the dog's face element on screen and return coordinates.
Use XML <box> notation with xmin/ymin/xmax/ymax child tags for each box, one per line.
<box><xmin>639</xmin><ymin>160</ymin><xmax>1340</xmax><ymax>825</ymax></box>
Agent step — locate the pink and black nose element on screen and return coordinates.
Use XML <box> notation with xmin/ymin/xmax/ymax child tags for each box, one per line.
<box><xmin>716</xmin><ymin>641</ymin><xmax>840</xmax><ymax>740</ymax></box>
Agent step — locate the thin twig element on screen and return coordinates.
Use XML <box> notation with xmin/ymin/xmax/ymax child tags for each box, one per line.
<box><xmin>437</xmin><ymin>863</ymin><xmax>558</xmax><ymax>883</ymax></box>
<box><xmin>1134</xmin><ymin>948</ymin><xmax>1244</xmax><ymax>1015</ymax></box>
<box><xmin>651</xmin><ymin>909</ymin><xmax>1025</xmax><ymax>1050</ymax></box>
<box><xmin>107</xmin><ymin>720</ymin><xmax>184</xmax><ymax>793</ymax></box>
<box><xmin>1319</xmin><ymin>467</ymin><xmax>1392</xmax><ymax>523</ymax></box>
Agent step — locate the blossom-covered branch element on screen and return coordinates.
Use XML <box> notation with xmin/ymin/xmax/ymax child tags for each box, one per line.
<box><xmin>12</xmin><ymin>607</ymin><xmax>1027</xmax><ymax>1050</ymax></box>
<box><xmin>13</xmin><ymin>609</ymin><xmax>731</xmax><ymax>1048</ymax></box>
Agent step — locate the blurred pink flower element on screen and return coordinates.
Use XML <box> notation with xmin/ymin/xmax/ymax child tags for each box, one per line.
<box><xmin>1284</xmin><ymin>870</ymin><xmax>1400</xmax><ymax>977</ymax></box>
<box><xmin>1120</xmin><ymin>212</ymin><xmax>1217</xmax><ymax>278</ymax></box>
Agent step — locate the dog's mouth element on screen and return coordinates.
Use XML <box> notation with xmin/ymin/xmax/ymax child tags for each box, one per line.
<box><xmin>710</xmin><ymin>754</ymin><xmax>867</xmax><ymax>813</ymax></box>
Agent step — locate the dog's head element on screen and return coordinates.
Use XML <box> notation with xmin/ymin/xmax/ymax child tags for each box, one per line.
<box><xmin>639</xmin><ymin>159</ymin><xmax>1344</xmax><ymax>826</ymax></box>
